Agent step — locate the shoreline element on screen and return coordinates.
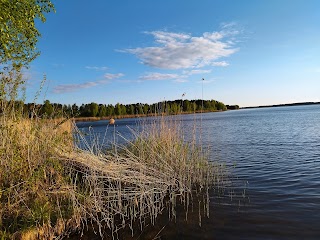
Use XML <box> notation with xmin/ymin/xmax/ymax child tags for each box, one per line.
<box><xmin>242</xmin><ymin>101</ymin><xmax>320</xmax><ymax>109</ymax></box>
<box><xmin>73</xmin><ymin>110</ymin><xmax>224</xmax><ymax>122</ymax></box>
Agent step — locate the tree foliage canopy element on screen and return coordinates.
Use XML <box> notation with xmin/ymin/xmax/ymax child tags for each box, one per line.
<box><xmin>16</xmin><ymin>99</ymin><xmax>230</xmax><ymax>118</ymax></box>
<box><xmin>0</xmin><ymin>0</ymin><xmax>55</xmax><ymax>66</ymax></box>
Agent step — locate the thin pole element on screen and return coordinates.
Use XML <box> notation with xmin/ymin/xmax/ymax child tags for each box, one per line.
<box><xmin>182</xmin><ymin>92</ymin><xmax>186</xmax><ymax>113</ymax></box>
<box><xmin>201</xmin><ymin>78</ymin><xmax>204</xmax><ymax>145</ymax></box>
<box><xmin>202</xmin><ymin>78</ymin><xmax>204</xmax><ymax>112</ymax></box>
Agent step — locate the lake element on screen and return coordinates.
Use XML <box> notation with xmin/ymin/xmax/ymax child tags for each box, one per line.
<box><xmin>76</xmin><ymin>104</ymin><xmax>320</xmax><ymax>239</ymax></box>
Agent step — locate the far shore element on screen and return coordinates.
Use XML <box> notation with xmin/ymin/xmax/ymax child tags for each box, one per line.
<box><xmin>242</xmin><ymin>101</ymin><xmax>320</xmax><ymax>109</ymax></box>
<box><xmin>73</xmin><ymin>110</ymin><xmax>223</xmax><ymax>122</ymax></box>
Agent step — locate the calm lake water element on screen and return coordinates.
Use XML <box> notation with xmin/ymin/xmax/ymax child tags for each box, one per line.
<box><xmin>76</xmin><ymin>105</ymin><xmax>320</xmax><ymax>239</ymax></box>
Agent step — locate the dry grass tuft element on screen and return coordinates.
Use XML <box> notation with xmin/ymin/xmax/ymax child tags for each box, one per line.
<box><xmin>61</xmin><ymin>117</ymin><xmax>224</xmax><ymax>238</ymax></box>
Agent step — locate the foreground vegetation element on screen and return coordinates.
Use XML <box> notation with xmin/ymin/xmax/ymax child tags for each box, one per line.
<box><xmin>0</xmin><ymin>69</ymin><xmax>226</xmax><ymax>240</ymax></box>
<box><xmin>0</xmin><ymin>111</ymin><xmax>225</xmax><ymax>239</ymax></box>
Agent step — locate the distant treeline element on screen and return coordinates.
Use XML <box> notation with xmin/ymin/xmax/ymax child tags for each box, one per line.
<box><xmin>5</xmin><ymin>99</ymin><xmax>239</xmax><ymax>118</ymax></box>
<box><xmin>242</xmin><ymin>102</ymin><xmax>320</xmax><ymax>109</ymax></box>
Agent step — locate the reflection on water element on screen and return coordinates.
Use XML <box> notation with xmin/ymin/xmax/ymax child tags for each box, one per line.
<box><xmin>76</xmin><ymin>105</ymin><xmax>320</xmax><ymax>239</ymax></box>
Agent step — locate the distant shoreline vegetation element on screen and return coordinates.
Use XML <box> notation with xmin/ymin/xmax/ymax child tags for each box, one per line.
<box><xmin>10</xmin><ymin>99</ymin><xmax>239</xmax><ymax>120</ymax></box>
<box><xmin>242</xmin><ymin>102</ymin><xmax>320</xmax><ymax>109</ymax></box>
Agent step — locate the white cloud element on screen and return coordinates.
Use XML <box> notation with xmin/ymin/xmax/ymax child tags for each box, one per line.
<box><xmin>53</xmin><ymin>72</ymin><xmax>124</xmax><ymax>93</ymax></box>
<box><xmin>148</xmin><ymin>31</ymin><xmax>190</xmax><ymax>44</ymax></box>
<box><xmin>96</xmin><ymin>80</ymin><xmax>109</xmax><ymax>84</ymax></box>
<box><xmin>139</xmin><ymin>72</ymin><xmax>181</xmax><ymax>80</ymax></box>
<box><xmin>53</xmin><ymin>73</ymin><xmax>124</xmax><ymax>93</ymax></box>
<box><xmin>212</xmin><ymin>61</ymin><xmax>229</xmax><ymax>67</ymax></box>
<box><xmin>183</xmin><ymin>69</ymin><xmax>212</xmax><ymax>75</ymax></box>
<box><xmin>113</xmin><ymin>79</ymin><xmax>139</xmax><ymax>83</ymax></box>
<box><xmin>220</xmin><ymin>21</ymin><xmax>237</xmax><ymax>29</ymax></box>
<box><xmin>85</xmin><ymin>66</ymin><xmax>109</xmax><ymax>71</ymax></box>
<box><xmin>122</xmin><ymin>28</ymin><xmax>238</xmax><ymax>69</ymax></box>
<box><xmin>104</xmin><ymin>73</ymin><xmax>124</xmax><ymax>79</ymax></box>
<box><xmin>53</xmin><ymin>81</ymin><xmax>102</xmax><ymax>93</ymax></box>
<box><xmin>203</xmin><ymin>32</ymin><xmax>224</xmax><ymax>40</ymax></box>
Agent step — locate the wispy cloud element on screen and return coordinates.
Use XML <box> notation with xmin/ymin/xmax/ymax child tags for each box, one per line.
<box><xmin>104</xmin><ymin>73</ymin><xmax>124</xmax><ymax>79</ymax></box>
<box><xmin>220</xmin><ymin>21</ymin><xmax>237</xmax><ymax>29</ymax></box>
<box><xmin>212</xmin><ymin>61</ymin><xmax>229</xmax><ymax>67</ymax></box>
<box><xmin>53</xmin><ymin>72</ymin><xmax>124</xmax><ymax>93</ymax></box>
<box><xmin>116</xmin><ymin>79</ymin><xmax>142</xmax><ymax>83</ymax></box>
<box><xmin>53</xmin><ymin>81</ymin><xmax>102</xmax><ymax>93</ymax></box>
<box><xmin>139</xmin><ymin>72</ymin><xmax>181</xmax><ymax>81</ymax></box>
<box><xmin>122</xmin><ymin>27</ymin><xmax>239</xmax><ymax>70</ymax></box>
<box><xmin>183</xmin><ymin>69</ymin><xmax>212</xmax><ymax>75</ymax></box>
<box><xmin>85</xmin><ymin>66</ymin><xmax>109</xmax><ymax>71</ymax></box>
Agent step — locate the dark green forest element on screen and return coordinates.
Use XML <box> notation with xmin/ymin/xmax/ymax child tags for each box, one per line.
<box><xmin>8</xmin><ymin>99</ymin><xmax>239</xmax><ymax>118</ymax></box>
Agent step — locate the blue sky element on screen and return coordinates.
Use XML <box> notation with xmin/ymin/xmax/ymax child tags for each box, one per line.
<box><xmin>27</xmin><ymin>0</ymin><xmax>320</xmax><ymax>107</ymax></box>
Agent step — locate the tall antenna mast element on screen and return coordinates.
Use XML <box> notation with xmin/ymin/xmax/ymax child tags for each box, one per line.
<box><xmin>202</xmin><ymin>78</ymin><xmax>204</xmax><ymax>112</ymax></box>
<box><xmin>200</xmin><ymin>78</ymin><xmax>204</xmax><ymax>145</ymax></box>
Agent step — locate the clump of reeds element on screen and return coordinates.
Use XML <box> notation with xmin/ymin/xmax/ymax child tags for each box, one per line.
<box><xmin>63</xmin><ymin>117</ymin><xmax>224</xmax><ymax>238</ymax></box>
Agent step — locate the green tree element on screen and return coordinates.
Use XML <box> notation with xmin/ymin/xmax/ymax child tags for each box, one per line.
<box><xmin>41</xmin><ymin>99</ymin><xmax>53</xmax><ymax>117</ymax></box>
<box><xmin>71</xmin><ymin>103</ymin><xmax>79</xmax><ymax>116</ymax></box>
<box><xmin>183</xmin><ymin>100</ymin><xmax>192</xmax><ymax>112</ymax></box>
<box><xmin>166</xmin><ymin>103</ymin><xmax>171</xmax><ymax>114</ymax></box>
<box><xmin>64</xmin><ymin>104</ymin><xmax>72</xmax><ymax>116</ymax></box>
<box><xmin>89</xmin><ymin>102</ymin><xmax>99</xmax><ymax>117</ymax></box>
<box><xmin>216</xmin><ymin>101</ymin><xmax>227</xmax><ymax>111</ymax></box>
<box><xmin>210</xmin><ymin>100</ymin><xmax>217</xmax><ymax>111</ymax></box>
<box><xmin>0</xmin><ymin>0</ymin><xmax>55</xmax><ymax>66</ymax></box>
<box><xmin>171</xmin><ymin>103</ymin><xmax>179</xmax><ymax>114</ymax></box>
<box><xmin>106</xmin><ymin>104</ymin><xmax>114</xmax><ymax>116</ymax></box>
<box><xmin>52</xmin><ymin>103</ymin><xmax>63</xmax><ymax>117</ymax></box>
<box><xmin>98</xmin><ymin>104</ymin><xmax>107</xmax><ymax>117</ymax></box>
<box><xmin>143</xmin><ymin>104</ymin><xmax>149</xmax><ymax>114</ymax></box>
<box><xmin>115</xmin><ymin>103</ymin><xmax>122</xmax><ymax>116</ymax></box>
<box><xmin>136</xmin><ymin>104</ymin><xmax>143</xmax><ymax>115</ymax></box>
<box><xmin>121</xmin><ymin>104</ymin><xmax>127</xmax><ymax>115</ymax></box>
<box><xmin>126</xmin><ymin>104</ymin><xmax>135</xmax><ymax>115</ymax></box>
<box><xmin>79</xmin><ymin>104</ymin><xmax>88</xmax><ymax>117</ymax></box>
<box><xmin>192</xmin><ymin>102</ymin><xmax>197</xmax><ymax>111</ymax></box>
<box><xmin>204</xmin><ymin>101</ymin><xmax>212</xmax><ymax>111</ymax></box>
